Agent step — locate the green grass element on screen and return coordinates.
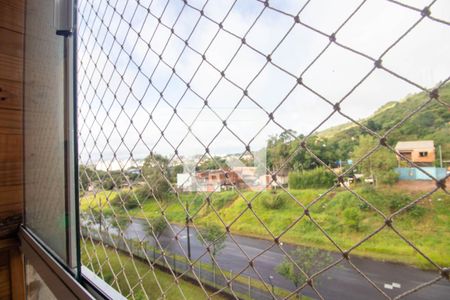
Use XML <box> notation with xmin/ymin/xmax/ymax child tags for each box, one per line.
<box><xmin>80</xmin><ymin>190</ymin><xmax>117</xmax><ymax>213</ymax></box>
<box><xmin>82</xmin><ymin>240</ymin><xmax>228</xmax><ymax>300</ymax></box>
<box><xmin>81</xmin><ymin>186</ymin><xmax>450</xmax><ymax>269</ymax></box>
<box><xmin>84</xmin><ymin>237</ymin><xmax>309</xmax><ymax>300</ymax></box>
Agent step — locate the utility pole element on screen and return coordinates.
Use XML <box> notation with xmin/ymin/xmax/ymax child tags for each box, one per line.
<box><xmin>439</xmin><ymin>145</ymin><xmax>443</xmax><ymax>168</ymax></box>
<box><xmin>186</xmin><ymin>200</ymin><xmax>191</xmax><ymax>260</ymax></box>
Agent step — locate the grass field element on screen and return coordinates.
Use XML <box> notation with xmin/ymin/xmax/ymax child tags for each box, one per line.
<box><xmin>81</xmin><ymin>185</ymin><xmax>450</xmax><ymax>269</ymax></box>
<box><xmin>82</xmin><ymin>240</ymin><xmax>228</xmax><ymax>300</ymax></box>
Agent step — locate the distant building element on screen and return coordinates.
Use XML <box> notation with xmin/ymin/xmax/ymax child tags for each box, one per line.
<box><xmin>176</xmin><ymin>167</ymin><xmax>271</xmax><ymax>192</ymax></box>
<box><xmin>394</xmin><ymin>140</ymin><xmax>435</xmax><ymax>166</ymax></box>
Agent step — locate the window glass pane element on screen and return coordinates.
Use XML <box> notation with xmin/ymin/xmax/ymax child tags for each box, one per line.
<box><xmin>77</xmin><ymin>1</ymin><xmax>450</xmax><ymax>299</ymax></box>
<box><xmin>24</xmin><ymin>0</ymin><xmax>67</xmax><ymax>260</ymax></box>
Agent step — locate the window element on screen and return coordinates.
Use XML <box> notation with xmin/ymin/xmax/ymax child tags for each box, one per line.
<box><xmin>19</xmin><ymin>1</ymin><xmax>450</xmax><ymax>300</ymax></box>
<box><xmin>76</xmin><ymin>1</ymin><xmax>450</xmax><ymax>299</ymax></box>
<box><xmin>419</xmin><ymin>151</ymin><xmax>428</xmax><ymax>157</ymax></box>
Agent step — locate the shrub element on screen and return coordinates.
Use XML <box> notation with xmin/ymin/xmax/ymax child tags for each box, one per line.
<box><xmin>388</xmin><ymin>194</ymin><xmax>411</xmax><ymax>212</ymax></box>
<box><xmin>332</xmin><ymin>191</ymin><xmax>359</xmax><ymax>210</ymax></box>
<box><xmin>358</xmin><ymin>201</ymin><xmax>370</xmax><ymax>211</ymax></box>
<box><xmin>261</xmin><ymin>193</ymin><xmax>287</xmax><ymax>209</ymax></box>
<box><xmin>110</xmin><ymin>216</ymin><xmax>129</xmax><ymax>231</ymax></box>
<box><xmin>211</xmin><ymin>191</ymin><xmax>237</xmax><ymax>210</ymax></box>
<box><xmin>343</xmin><ymin>207</ymin><xmax>362</xmax><ymax>231</ymax></box>
<box><xmin>357</xmin><ymin>187</ymin><xmax>386</xmax><ymax>209</ymax></box>
<box><xmin>378</xmin><ymin>170</ymin><xmax>399</xmax><ymax>185</ymax></box>
<box><xmin>408</xmin><ymin>205</ymin><xmax>426</xmax><ymax>218</ymax></box>
<box><xmin>102</xmin><ymin>177</ymin><xmax>115</xmax><ymax>190</ymax></box>
<box><xmin>143</xmin><ymin>216</ymin><xmax>167</xmax><ymax>239</ymax></box>
<box><xmin>198</xmin><ymin>223</ymin><xmax>226</xmax><ymax>257</ymax></box>
<box><xmin>288</xmin><ymin>168</ymin><xmax>335</xmax><ymax>189</ymax></box>
<box><xmin>110</xmin><ymin>191</ymin><xmax>139</xmax><ymax>210</ymax></box>
<box><xmin>359</xmin><ymin>185</ymin><xmax>376</xmax><ymax>194</ymax></box>
<box><xmin>134</xmin><ymin>185</ymin><xmax>153</xmax><ymax>202</ymax></box>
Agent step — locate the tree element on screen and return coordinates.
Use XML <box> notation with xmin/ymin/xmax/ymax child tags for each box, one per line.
<box><xmin>79</xmin><ymin>165</ymin><xmax>96</xmax><ymax>191</ymax></box>
<box><xmin>102</xmin><ymin>177</ymin><xmax>115</xmax><ymax>190</ymax></box>
<box><xmin>169</xmin><ymin>164</ymin><xmax>184</xmax><ymax>183</ymax></box>
<box><xmin>100</xmin><ymin>170</ymin><xmax>127</xmax><ymax>190</ymax></box>
<box><xmin>197</xmin><ymin>223</ymin><xmax>226</xmax><ymax>257</ymax></box>
<box><xmin>343</xmin><ymin>207</ymin><xmax>362</xmax><ymax>231</ymax></box>
<box><xmin>267</xmin><ymin>131</ymin><xmax>293</xmax><ymax>172</ymax></box>
<box><xmin>367</xmin><ymin>120</ymin><xmax>381</xmax><ymax>132</ymax></box>
<box><xmin>110</xmin><ymin>216</ymin><xmax>130</xmax><ymax>235</ymax></box>
<box><xmin>142</xmin><ymin>154</ymin><xmax>171</xmax><ymax>196</ymax></box>
<box><xmin>277</xmin><ymin>247</ymin><xmax>332</xmax><ymax>298</ymax></box>
<box><xmin>352</xmin><ymin>135</ymin><xmax>398</xmax><ymax>186</ymax></box>
<box><xmin>143</xmin><ymin>216</ymin><xmax>168</xmax><ymax>244</ymax></box>
<box><xmin>196</xmin><ymin>156</ymin><xmax>227</xmax><ymax>172</ymax></box>
<box><xmin>89</xmin><ymin>209</ymin><xmax>110</xmax><ymax>233</ymax></box>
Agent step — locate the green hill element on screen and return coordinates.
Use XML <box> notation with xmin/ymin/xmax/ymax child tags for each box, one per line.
<box><xmin>318</xmin><ymin>82</ymin><xmax>450</xmax><ymax>160</ymax></box>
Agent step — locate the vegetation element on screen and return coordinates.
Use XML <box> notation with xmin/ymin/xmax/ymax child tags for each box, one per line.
<box><xmin>81</xmin><ymin>241</ymin><xmax>227</xmax><ymax>300</ymax></box>
<box><xmin>197</xmin><ymin>223</ymin><xmax>226</xmax><ymax>257</ymax></box>
<box><xmin>288</xmin><ymin>168</ymin><xmax>335</xmax><ymax>189</ymax></box>
<box><xmin>143</xmin><ymin>216</ymin><xmax>168</xmax><ymax>242</ymax></box>
<box><xmin>110</xmin><ymin>216</ymin><xmax>129</xmax><ymax>232</ymax></box>
<box><xmin>277</xmin><ymin>247</ymin><xmax>332</xmax><ymax>298</ymax></box>
<box><xmin>343</xmin><ymin>207</ymin><xmax>362</xmax><ymax>231</ymax></box>
<box><xmin>80</xmin><ymin>84</ymin><xmax>450</xmax><ymax>270</ymax></box>
<box><xmin>351</xmin><ymin>135</ymin><xmax>398</xmax><ymax>185</ymax></box>
<box><xmin>142</xmin><ymin>153</ymin><xmax>172</xmax><ymax>196</ymax></box>
<box><xmin>266</xmin><ymin>82</ymin><xmax>450</xmax><ymax>174</ymax></box>
<box><xmin>196</xmin><ymin>156</ymin><xmax>227</xmax><ymax>172</ymax></box>
<box><xmin>261</xmin><ymin>193</ymin><xmax>287</xmax><ymax>210</ymax></box>
<box><xmin>317</xmin><ymin>82</ymin><xmax>450</xmax><ymax>165</ymax></box>
<box><xmin>111</xmin><ymin>190</ymin><xmax>140</xmax><ymax>210</ymax></box>
<box><xmin>81</xmin><ymin>185</ymin><xmax>450</xmax><ymax>269</ymax></box>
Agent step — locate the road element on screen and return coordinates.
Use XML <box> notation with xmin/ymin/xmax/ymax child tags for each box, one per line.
<box><xmin>124</xmin><ymin>219</ymin><xmax>450</xmax><ymax>300</ymax></box>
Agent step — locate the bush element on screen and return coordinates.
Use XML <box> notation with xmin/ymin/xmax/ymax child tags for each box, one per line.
<box><xmin>211</xmin><ymin>191</ymin><xmax>237</xmax><ymax>210</ymax></box>
<box><xmin>111</xmin><ymin>191</ymin><xmax>139</xmax><ymax>210</ymax></box>
<box><xmin>288</xmin><ymin>168</ymin><xmax>335</xmax><ymax>189</ymax></box>
<box><xmin>198</xmin><ymin>223</ymin><xmax>226</xmax><ymax>257</ymax></box>
<box><xmin>408</xmin><ymin>205</ymin><xmax>426</xmax><ymax>218</ymax></box>
<box><xmin>331</xmin><ymin>191</ymin><xmax>359</xmax><ymax>210</ymax></box>
<box><xmin>134</xmin><ymin>185</ymin><xmax>153</xmax><ymax>202</ymax></box>
<box><xmin>143</xmin><ymin>216</ymin><xmax>167</xmax><ymax>239</ymax></box>
<box><xmin>261</xmin><ymin>193</ymin><xmax>287</xmax><ymax>210</ymax></box>
<box><xmin>388</xmin><ymin>194</ymin><xmax>411</xmax><ymax>212</ymax></box>
<box><xmin>343</xmin><ymin>207</ymin><xmax>362</xmax><ymax>231</ymax></box>
<box><xmin>102</xmin><ymin>177</ymin><xmax>115</xmax><ymax>190</ymax></box>
<box><xmin>378</xmin><ymin>170</ymin><xmax>399</xmax><ymax>185</ymax></box>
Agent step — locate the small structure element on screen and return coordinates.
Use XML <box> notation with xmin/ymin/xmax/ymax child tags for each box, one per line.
<box><xmin>176</xmin><ymin>167</ymin><xmax>273</xmax><ymax>192</ymax></box>
<box><xmin>395</xmin><ymin>167</ymin><xmax>447</xmax><ymax>181</ymax></box>
<box><xmin>395</xmin><ymin>140</ymin><xmax>435</xmax><ymax>166</ymax></box>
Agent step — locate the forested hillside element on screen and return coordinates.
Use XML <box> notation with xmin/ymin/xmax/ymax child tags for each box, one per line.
<box><xmin>267</xmin><ymin>83</ymin><xmax>450</xmax><ymax>171</ymax></box>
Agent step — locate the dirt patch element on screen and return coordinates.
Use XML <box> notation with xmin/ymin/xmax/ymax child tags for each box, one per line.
<box><xmin>394</xmin><ymin>178</ymin><xmax>449</xmax><ymax>193</ymax></box>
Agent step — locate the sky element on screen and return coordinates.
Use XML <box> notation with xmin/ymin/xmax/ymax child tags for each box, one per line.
<box><xmin>77</xmin><ymin>0</ymin><xmax>450</xmax><ymax>168</ymax></box>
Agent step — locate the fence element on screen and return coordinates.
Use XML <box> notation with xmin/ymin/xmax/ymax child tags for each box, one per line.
<box><xmin>81</xmin><ymin>226</ymin><xmax>286</xmax><ymax>300</ymax></box>
<box><xmin>395</xmin><ymin>167</ymin><xmax>447</xmax><ymax>181</ymax></box>
<box><xmin>78</xmin><ymin>0</ymin><xmax>450</xmax><ymax>299</ymax></box>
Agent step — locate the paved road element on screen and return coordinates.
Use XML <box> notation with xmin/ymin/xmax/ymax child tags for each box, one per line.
<box><xmin>124</xmin><ymin>220</ymin><xmax>450</xmax><ymax>300</ymax></box>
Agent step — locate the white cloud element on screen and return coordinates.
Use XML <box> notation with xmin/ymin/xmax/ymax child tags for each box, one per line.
<box><xmin>78</xmin><ymin>0</ymin><xmax>450</xmax><ymax>164</ymax></box>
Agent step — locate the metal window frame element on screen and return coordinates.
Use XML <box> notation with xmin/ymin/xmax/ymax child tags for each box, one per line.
<box><xmin>21</xmin><ymin>1</ymin><xmax>125</xmax><ymax>299</ymax></box>
<box><xmin>20</xmin><ymin>225</ymin><xmax>126</xmax><ymax>300</ymax></box>
<box><xmin>20</xmin><ymin>226</ymin><xmax>94</xmax><ymax>299</ymax></box>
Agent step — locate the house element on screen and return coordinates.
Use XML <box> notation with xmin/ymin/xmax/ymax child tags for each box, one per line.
<box><xmin>177</xmin><ymin>167</ymin><xmax>272</xmax><ymax>192</ymax></box>
<box><xmin>394</xmin><ymin>140</ymin><xmax>435</xmax><ymax>166</ymax></box>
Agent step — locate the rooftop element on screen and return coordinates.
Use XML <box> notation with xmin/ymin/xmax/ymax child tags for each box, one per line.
<box><xmin>395</xmin><ymin>140</ymin><xmax>435</xmax><ymax>151</ymax></box>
